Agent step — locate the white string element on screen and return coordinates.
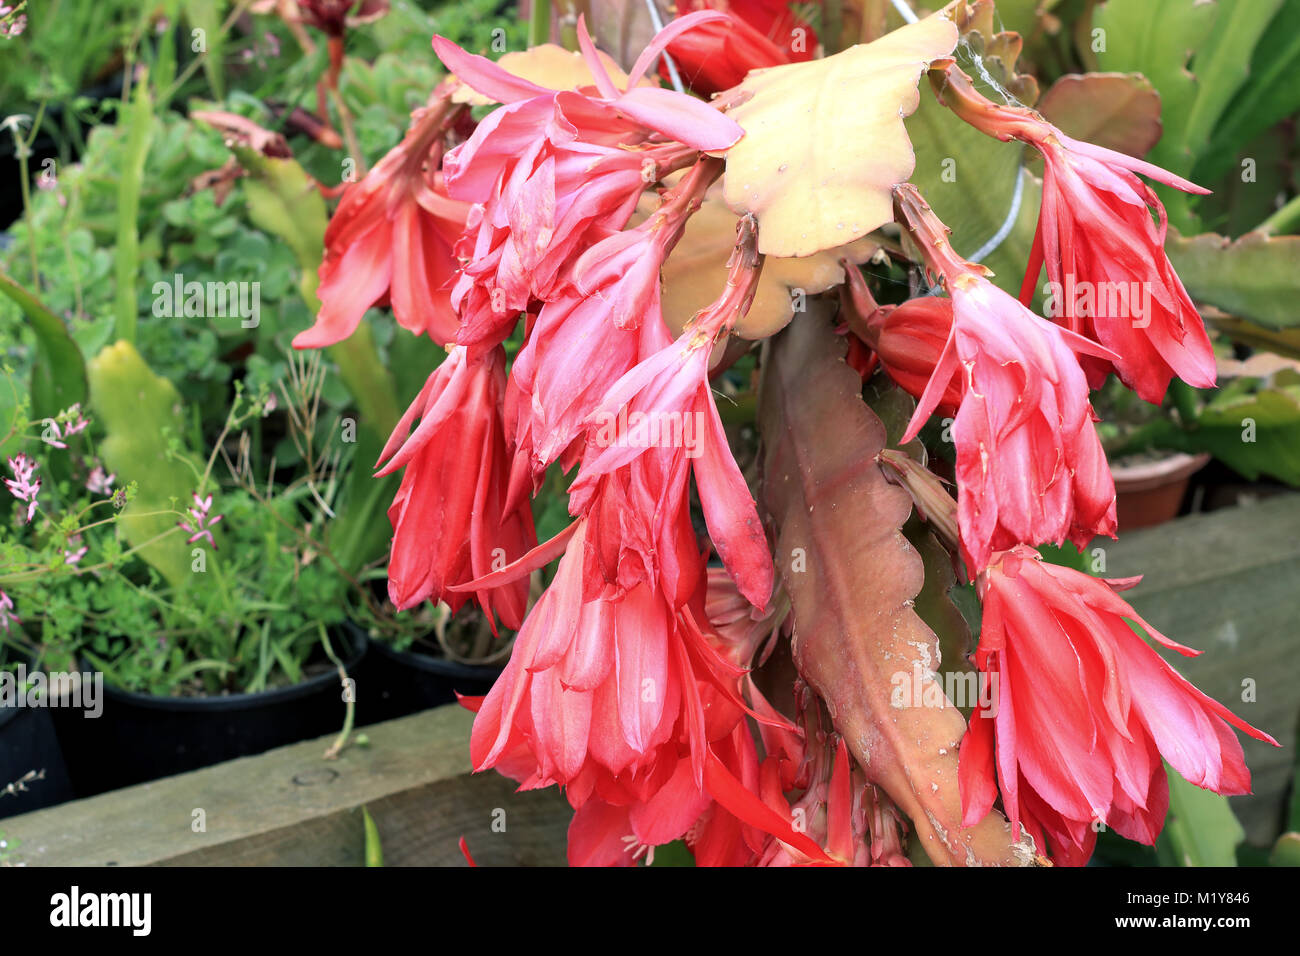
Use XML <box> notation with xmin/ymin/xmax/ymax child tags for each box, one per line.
<box><xmin>967</xmin><ymin>159</ymin><xmax>1025</xmax><ymax>263</ymax></box>
<box><xmin>888</xmin><ymin>0</ymin><xmax>920</xmax><ymax>24</ymax></box>
<box><xmin>642</xmin><ymin>0</ymin><xmax>686</xmax><ymax>94</ymax></box>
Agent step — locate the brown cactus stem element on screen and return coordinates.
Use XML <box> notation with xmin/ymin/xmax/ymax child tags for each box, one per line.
<box><xmin>759</xmin><ymin>304</ymin><xmax>1033</xmax><ymax>866</ymax></box>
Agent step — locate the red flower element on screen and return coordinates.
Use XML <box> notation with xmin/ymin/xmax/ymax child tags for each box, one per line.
<box><xmin>960</xmin><ymin>547</ymin><xmax>1278</xmax><ymax>865</ymax></box>
<box><xmin>505</xmin><ymin>161</ymin><xmax>721</xmax><ymax>502</ymax></box>
<box><xmin>895</xmin><ymin>185</ymin><xmax>1118</xmax><ymax>573</ymax></box>
<box><xmin>432</xmin><ymin>12</ymin><xmax>744</xmax><ymax>347</ymax></box>
<box><xmin>294</xmin><ymin>87</ymin><xmax>470</xmax><ymax>349</ymax></box>
<box><xmin>901</xmin><ymin>275</ymin><xmax>1118</xmax><ymax>573</ymax></box>
<box><xmin>842</xmin><ymin>262</ymin><xmax>962</xmax><ymax>417</ymax></box>
<box><xmin>931</xmin><ymin>61</ymin><xmax>1216</xmax><ymax>403</ymax></box>
<box><xmin>663</xmin><ymin>0</ymin><xmax>817</xmax><ymax>96</ymax></box>
<box><xmin>375</xmin><ymin>345</ymin><xmax>535</xmax><ymax>627</ymax></box>
<box><xmin>1032</xmin><ymin>131</ymin><xmax>1216</xmax><ymax>402</ymax></box>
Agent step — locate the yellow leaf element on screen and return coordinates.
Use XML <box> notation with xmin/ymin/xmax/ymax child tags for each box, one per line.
<box><xmin>655</xmin><ymin>194</ymin><xmax>878</xmax><ymax>339</ymax></box>
<box><xmin>722</xmin><ymin>15</ymin><xmax>958</xmax><ymax>257</ymax></box>
<box><xmin>451</xmin><ymin>44</ymin><xmax>633</xmax><ymax>106</ymax></box>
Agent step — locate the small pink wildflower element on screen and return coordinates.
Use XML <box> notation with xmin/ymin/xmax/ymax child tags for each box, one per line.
<box><xmin>5</xmin><ymin>453</ymin><xmax>40</xmax><ymax>523</ymax></box>
<box><xmin>86</xmin><ymin>465</ymin><xmax>115</xmax><ymax>495</ymax></box>
<box><xmin>179</xmin><ymin>492</ymin><xmax>224</xmax><ymax>548</ymax></box>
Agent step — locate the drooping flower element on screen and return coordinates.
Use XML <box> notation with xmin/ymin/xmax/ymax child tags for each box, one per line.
<box><xmin>895</xmin><ymin>185</ymin><xmax>1118</xmax><ymax>573</ymax></box>
<box><xmin>292</xmin><ymin>82</ymin><xmax>471</xmax><ymax>349</ymax></box>
<box><xmin>570</xmin><ymin>217</ymin><xmax>773</xmax><ymax>608</ymax></box>
<box><xmin>931</xmin><ymin>60</ymin><xmax>1216</xmax><ymax>403</ymax></box>
<box><xmin>375</xmin><ymin>345</ymin><xmax>536</xmax><ymax>627</ymax></box>
<box><xmin>256</xmin><ymin>0</ymin><xmax>389</xmax><ymax>38</ymax></box>
<box><xmin>504</xmin><ymin>158</ymin><xmax>723</xmax><ymax>501</ymax></box>
<box><xmin>841</xmin><ymin>263</ymin><xmax>962</xmax><ymax>418</ymax></box>
<box><xmin>662</xmin><ymin>0</ymin><xmax>816</xmax><ymax>96</ymax></box>
<box><xmin>5</xmin><ymin>453</ymin><xmax>39</xmax><ymax>523</ymax></box>
<box><xmin>432</xmin><ymin>12</ymin><xmax>744</xmax><ymax>347</ymax></box>
<box><xmin>960</xmin><ymin>546</ymin><xmax>1279</xmax><ymax>865</ymax></box>
<box><xmin>179</xmin><ymin>493</ymin><xmax>224</xmax><ymax>548</ymax></box>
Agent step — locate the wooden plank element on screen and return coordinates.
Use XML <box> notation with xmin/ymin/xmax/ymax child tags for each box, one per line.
<box><xmin>1102</xmin><ymin>493</ymin><xmax>1300</xmax><ymax>846</ymax></box>
<box><xmin>2</xmin><ymin>705</ymin><xmax>571</xmax><ymax>867</ymax></box>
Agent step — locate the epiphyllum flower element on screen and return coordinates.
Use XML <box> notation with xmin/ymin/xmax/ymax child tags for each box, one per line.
<box><xmin>505</xmin><ymin>159</ymin><xmax>724</xmax><ymax>501</ymax></box>
<box><xmin>841</xmin><ymin>263</ymin><xmax>962</xmax><ymax>418</ymax></box>
<box><xmin>431</xmin><ymin>11</ymin><xmax>744</xmax><ymax>347</ymax></box>
<box><xmin>570</xmin><ymin>216</ymin><xmax>773</xmax><ymax>608</ymax></box>
<box><xmin>292</xmin><ymin>82</ymin><xmax>470</xmax><ymax>349</ymax></box>
<box><xmin>961</xmin><ymin>546</ymin><xmax>1278</xmax><ymax>866</ymax></box>
<box><xmin>376</xmin><ymin>345</ymin><xmax>535</xmax><ymax>627</ymax></box>
<box><xmin>895</xmin><ymin>185</ymin><xmax>1118</xmax><ymax>573</ymax></box>
<box><xmin>5</xmin><ymin>453</ymin><xmax>39</xmax><ymax>523</ymax></box>
<box><xmin>931</xmin><ymin>60</ymin><xmax>1216</xmax><ymax>404</ymax></box>
<box><xmin>662</xmin><ymin>0</ymin><xmax>817</xmax><ymax>96</ymax></box>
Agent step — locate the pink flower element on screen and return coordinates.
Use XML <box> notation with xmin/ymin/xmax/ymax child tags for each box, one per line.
<box><xmin>5</xmin><ymin>453</ymin><xmax>39</xmax><ymax>523</ymax></box>
<box><xmin>376</xmin><ymin>345</ymin><xmax>536</xmax><ymax>627</ymax></box>
<box><xmin>504</xmin><ymin>159</ymin><xmax>721</xmax><ymax>500</ymax></box>
<box><xmin>63</xmin><ymin>535</ymin><xmax>87</xmax><ymax>565</ymax></box>
<box><xmin>292</xmin><ymin>85</ymin><xmax>471</xmax><ymax>349</ymax></box>
<box><xmin>86</xmin><ymin>465</ymin><xmax>115</xmax><ymax>495</ymax></box>
<box><xmin>960</xmin><ymin>547</ymin><xmax>1278</xmax><ymax>865</ymax></box>
<box><xmin>932</xmin><ymin>62</ymin><xmax>1216</xmax><ymax>403</ymax></box>
<box><xmin>895</xmin><ymin>186</ymin><xmax>1118</xmax><ymax>573</ymax></box>
<box><xmin>179</xmin><ymin>493</ymin><xmax>224</xmax><ymax>548</ymax></box>
<box><xmin>569</xmin><ymin>220</ymin><xmax>773</xmax><ymax>608</ymax></box>
<box><xmin>0</xmin><ymin>590</ymin><xmax>17</xmax><ymax>631</ymax></box>
<box><xmin>433</xmin><ymin>12</ymin><xmax>744</xmax><ymax>347</ymax></box>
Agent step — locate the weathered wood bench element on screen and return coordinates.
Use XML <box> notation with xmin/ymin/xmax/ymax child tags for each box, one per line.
<box><xmin>4</xmin><ymin>494</ymin><xmax>1297</xmax><ymax>865</ymax></box>
<box><xmin>2</xmin><ymin>705</ymin><xmax>571</xmax><ymax>866</ymax></box>
<box><xmin>1104</xmin><ymin>492</ymin><xmax>1300</xmax><ymax>846</ymax></box>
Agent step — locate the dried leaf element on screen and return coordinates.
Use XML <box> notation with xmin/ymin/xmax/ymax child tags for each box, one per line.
<box><xmin>722</xmin><ymin>15</ymin><xmax>958</xmax><ymax>257</ymax></box>
<box><xmin>759</xmin><ymin>307</ymin><xmax>1031</xmax><ymax>866</ymax></box>
<box><xmin>655</xmin><ymin>194</ymin><xmax>878</xmax><ymax>339</ymax></box>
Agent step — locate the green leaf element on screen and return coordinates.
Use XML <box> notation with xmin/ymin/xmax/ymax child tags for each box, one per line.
<box><xmin>1198</xmin><ymin>1</ymin><xmax>1300</xmax><ymax>181</ymax></box>
<box><xmin>362</xmin><ymin>806</ymin><xmax>384</xmax><ymax>867</ymax></box>
<box><xmin>1179</xmin><ymin>0</ymin><xmax>1283</xmax><ymax>164</ymax></box>
<box><xmin>114</xmin><ymin>76</ymin><xmax>155</xmax><ymax>345</ymax></box>
<box><xmin>1270</xmin><ymin>833</ymin><xmax>1300</xmax><ymax>867</ymax></box>
<box><xmin>1168</xmin><ymin>230</ymin><xmax>1300</xmax><ymax>329</ymax></box>
<box><xmin>904</xmin><ymin>79</ymin><xmax>1041</xmax><ymax>298</ymax></box>
<box><xmin>1156</xmin><ymin>763</ymin><xmax>1245</xmax><ymax>866</ymax></box>
<box><xmin>230</xmin><ymin>148</ymin><xmax>329</xmax><ymax>313</ymax></box>
<box><xmin>0</xmin><ymin>272</ymin><xmax>89</xmax><ymax>419</ymax></box>
<box><xmin>1148</xmin><ymin>380</ymin><xmax>1300</xmax><ymax>486</ymax></box>
<box><xmin>87</xmin><ymin>340</ymin><xmax>205</xmax><ymax>589</ymax></box>
<box><xmin>1093</xmin><ymin>0</ymin><xmax>1218</xmax><ymax>230</ymax></box>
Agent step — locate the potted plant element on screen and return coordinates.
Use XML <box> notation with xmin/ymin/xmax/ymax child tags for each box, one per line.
<box><xmin>0</xmin><ymin>354</ymin><xmax>368</xmax><ymax>799</ymax></box>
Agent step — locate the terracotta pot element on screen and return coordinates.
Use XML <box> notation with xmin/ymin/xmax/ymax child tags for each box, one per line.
<box><xmin>1111</xmin><ymin>452</ymin><xmax>1211</xmax><ymax>531</ymax></box>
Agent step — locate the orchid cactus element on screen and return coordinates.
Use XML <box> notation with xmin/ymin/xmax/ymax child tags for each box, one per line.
<box><xmin>292</xmin><ymin>1</ymin><xmax>1279</xmax><ymax>867</ymax></box>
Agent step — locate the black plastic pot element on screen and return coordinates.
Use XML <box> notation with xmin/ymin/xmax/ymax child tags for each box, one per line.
<box><xmin>52</xmin><ymin>630</ymin><xmax>366</xmax><ymax>798</ymax></box>
<box><xmin>351</xmin><ymin>623</ymin><xmax>501</xmax><ymax>727</ymax></box>
<box><xmin>0</xmin><ymin>703</ymin><xmax>76</xmax><ymax>819</ymax></box>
